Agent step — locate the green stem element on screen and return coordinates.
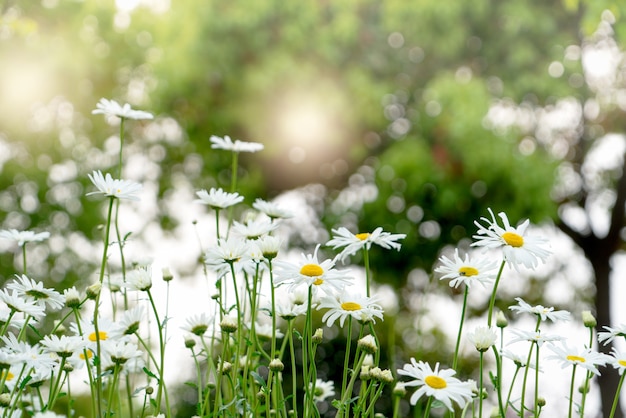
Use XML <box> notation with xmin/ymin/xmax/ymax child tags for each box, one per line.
<box><xmin>478</xmin><ymin>351</ymin><xmax>484</xmax><ymax>418</ymax></box>
<box><xmin>341</xmin><ymin>316</ymin><xmax>354</xmax><ymax>411</ymax></box>
<box><xmin>579</xmin><ymin>326</ymin><xmax>595</xmax><ymax>417</ymax></box>
<box><xmin>452</xmin><ymin>285</ymin><xmax>469</xmax><ymax>371</ymax></box>
<box><xmin>568</xmin><ymin>365</ymin><xmax>577</xmax><ymax>418</ymax></box>
<box><xmin>93</xmin><ymin>196</ymin><xmax>116</xmax><ymax>418</ymax></box>
<box><xmin>118</xmin><ymin>117</ymin><xmax>125</xmax><ymax>178</ymax></box>
<box><xmin>487</xmin><ymin>260</ymin><xmax>506</xmax><ymax>327</ymax></box>
<box><xmin>147</xmin><ymin>289</ymin><xmax>170</xmax><ymax>416</ymax></box>
<box><xmin>534</xmin><ymin>343</ymin><xmax>540</xmax><ymax>418</ymax></box>
<box><xmin>609</xmin><ymin>372</ymin><xmax>626</xmax><ymax>418</ymax></box>
<box><xmin>491</xmin><ymin>345</ymin><xmax>505</xmax><ymax>417</ymax></box>
<box><xmin>227</xmin><ymin>151</ymin><xmax>239</xmax><ymax>233</ymax></box>
<box><xmin>21</xmin><ymin>244</ymin><xmax>27</xmax><ymax>276</ymax></box>
<box><xmin>520</xmin><ymin>342</ymin><xmax>536</xmax><ymax>418</ymax></box>
<box><xmin>288</xmin><ymin>319</ymin><xmax>298</xmax><ymax>418</ymax></box>
<box><xmin>423</xmin><ymin>396</ymin><xmax>434</xmax><ymax>418</ymax></box>
<box><xmin>362</xmin><ymin>248</ymin><xmax>371</xmax><ymax>298</ymax></box>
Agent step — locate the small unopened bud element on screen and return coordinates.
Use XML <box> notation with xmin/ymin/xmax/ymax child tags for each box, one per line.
<box><xmin>146</xmin><ymin>386</ymin><xmax>154</xmax><ymax>395</ymax></box>
<box><xmin>220</xmin><ymin>316</ymin><xmax>238</xmax><ymax>334</ymax></box>
<box><xmin>496</xmin><ymin>311</ymin><xmax>508</xmax><ymax>328</ymax></box>
<box><xmin>64</xmin><ymin>287</ymin><xmax>82</xmax><ymax>308</ymax></box>
<box><xmin>360</xmin><ymin>365</ymin><xmax>371</xmax><ymax>380</ymax></box>
<box><xmin>185</xmin><ymin>336</ymin><xmax>197</xmax><ymax>349</ymax></box>
<box><xmin>211</xmin><ymin>293</ymin><xmax>220</xmax><ymax>301</ymax></box>
<box><xmin>363</xmin><ymin>354</ymin><xmax>374</xmax><ymax>368</ymax></box>
<box><xmin>489</xmin><ymin>407</ymin><xmax>500</xmax><ymax>417</ymax></box>
<box><xmin>378</xmin><ymin>369</ymin><xmax>394</xmax><ymax>384</ymax></box>
<box><xmin>62</xmin><ymin>363</ymin><xmax>74</xmax><ymax>373</ymax></box>
<box><xmin>0</xmin><ymin>393</ymin><xmax>11</xmax><ymax>407</ymax></box>
<box><xmin>374</xmin><ymin>414</ymin><xmax>385</xmax><ymax>418</ymax></box>
<box><xmin>578</xmin><ymin>381</ymin><xmax>590</xmax><ymax>394</ymax></box>
<box><xmin>393</xmin><ymin>382</ymin><xmax>406</xmax><ymax>397</ymax></box>
<box><xmin>162</xmin><ymin>267</ymin><xmax>174</xmax><ymax>282</ymax></box>
<box><xmin>256</xmin><ymin>390</ymin><xmax>266</xmax><ymax>401</ymax></box>
<box><xmin>312</xmin><ymin>328</ymin><xmax>323</xmax><ymax>344</ymax></box>
<box><xmin>358</xmin><ymin>335</ymin><xmax>377</xmax><ymax>354</ymax></box>
<box><xmin>582</xmin><ymin>310</ymin><xmax>596</xmax><ymax>328</ymax></box>
<box><xmin>537</xmin><ymin>397</ymin><xmax>546</xmax><ymax>407</ymax></box>
<box><xmin>53</xmin><ymin>321</ymin><xmax>66</xmax><ymax>335</ymax></box>
<box><xmin>220</xmin><ymin>361</ymin><xmax>232</xmax><ymax>375</ymax></box>
<box><xmin>269</xmin><ymin>358</ymin><xmax>284</xmax><ymax>372</ymax></box>
<box><xmin>86</xmin><ymin>282</ymin><xmax>101</xmax><ymax>299</ymax></box>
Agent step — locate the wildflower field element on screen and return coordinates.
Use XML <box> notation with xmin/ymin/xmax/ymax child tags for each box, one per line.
<box><xmin>0</xmin><ymin>97</ymin><xmax>624</xmax><ymax>418</ymax></box>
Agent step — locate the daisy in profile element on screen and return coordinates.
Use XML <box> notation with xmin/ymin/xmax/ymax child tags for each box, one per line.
<box><xmin>40</xmin><ymin>335</ymin><xmax>86</xmax><ymax>359</ymax></box>
<box><xmin>318</xmin><ymin>290</ymin><xmax>384</xmax><ymax>327</ymax></box>
<box><xmin>92</xmin><ymin>98</ymin><xmax>154</xmax><ymax>120</ymax></box>
<box><xmin>231</xmin><ymin>218</ymin><xmax>278</xmax><ymax>240</ymax></box>
<box><xmin>0</xmin><ymin>229</ymin><xmax>50</xmax><ymax>247</ymax></box>
<box><xmin>0</xmin><ymin>289</ymin><xmax>45</xmax><ymax>320</ymax></box>
<box><xmin>509</xmin><ymin>297</ymin><xmax>570</xmax><ymax>323</ymax></box>
<box><xmin>471</xmin><ymin>208</ymin><xmax>551</xmax><ymax>270</ymax></box>
<box><xmin>252</xmin><ymin>198</ymin><xmax>293</xmax><ymax>220</ymax></box>
<box><xmin>397</xmin><ymin>359</ymin><xmax>473</xmax><ymax>412</ymax></box>
<box><xmin>598</xmin><ymin>324</ymin><xmax>626</xmax><ymax>345</ymax></box>
<box><xmin>273</xmin><ymin>245</ymin><xmax>353</xmax><ymax>294</ymax></box>
<box><xmin>204</xmin><ymin>238</ymin><xmax>250</xmax><ymax>271</ymax></box>
<box><xmin>435</xmin><ymin>249</ymin><xmax>498</xmax><ymax>288</ymax></box>
<box><xmin>467</xmin><ymin>326</ymin><xmax>497</xmax><ymax>352</ymax></box>
<box><xmin>607</xmin><ymin>348</ymin><xmax>626</xmax><ymax>375</ymax></box>
<box><xmin>110</xmin><ymin>305</ymin><xmax>145</xmax><ymax>338</ymax></box>
<box><xmin>508</xmin><ymin>328</ymin><xmax>564</xmax><ymax>348</ymax></box>
<box><xmin>125</xmin><ymin>267</ymin><xmax>153</xmax><ymax>292</ymax></box>
<box><xmin>7</xmin><ymin>274</ymin><xmax>64</xmax><ymax>311</ymax></box>
<box><xmin>195</xmin><ymin>188</ymin><xmax>243</xmax><ymax>210</ymax></box>
<box><xmin>180</xmin><ymin>312</ymin><xmax>214</xmax><ymax>337</ymax></box>
<box><xmin>87</xmin><ymin>170</ymin><xmax>142</xmax><ymax>201</ymax></box>
<box><xmin>326</xmin><ymin>226</ymin><xmax>406</xmax><ymax>262</ymax></box>
<box><xmin>210</xmin><ymin>135</ymin><xmax>264</xmax><ymax>153</ymax></box>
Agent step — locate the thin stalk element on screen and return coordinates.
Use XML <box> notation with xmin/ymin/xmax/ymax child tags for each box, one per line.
<box><xmin>520</xmin><ymin>342</ymin><xmax>536</xmax><ymax>418</ymax></box>
<box><xmin>491</xmin><ymin>345</ymin><xmax>505</xmax><ymax>417</ymax></box>
<box><xmin>362</xmin><ymin>248</ymin><xmax>371</xmax><ymax>297</ymax></box>
<box><xmin>21</xmin><ymin>245</ymin><xmax>27</xmax><ymax>276</ymax></box>
<box><xmin>452</xmin><ymin>285</ymin><xmax>469</xmax><ymax>371</ymax></box>
<box><xmin>93</xmin><ymin>196</ymin><xmax>116</xmax><ymax>418</ymax></box>
<box><xmin>423</xmin><ymin>396</ymin><xmax>433</xmax><ymax>418</ymax></box>
<box><xmin>478</xmin><ymin>351</ymin><xmax>485</xmax><ymax>418</ymax></box>
<box><xmin>117</xmin><ymin>117</ymin><xmax>126</xmax><ymax>178</ymax></box>
<box><xmin>147</xmin><ymin>289</ymin><xmax>170</xmax><ymax>416</ymax></box>
<box><xmin>534</xmin><ymin>343</ymin><xmax>540</xmax><ymax>418</ymax></box>
<box><xmin>579</xmin><ymin>326</ymin><xmax>595</xmax><ymax>417</ymax></box>
<box><xmin>340</xmin><ymin>316</ymin><xmax>354</xmax><ymax>414</ymax></box>
<box><xmin>609</xmin><ymin>372</ymin><xmax>626</xmax><ymax>418</ymax></box>
<box><xmin>487</xmin><ymin>260</ymin><xmax>506</xmax><ymax>327</ymax></box>
<box><xmin>227</xmin><ymin>151</ymin><xmax>239</xmax><ymax>233</ymax></box>
<box><xmin>106</xmin><ymin>364</ymin><xmax>122</xmax><ymax>417</ymax></box>
<box><xmin>567</xmin><ymin>365</ymin><xmax>577</xmax><ymax>418</ymax></box>
<box><xmin>288</xmin><ymin>319</ymin><xmax>298</xmax><ymax>418</ymax></box>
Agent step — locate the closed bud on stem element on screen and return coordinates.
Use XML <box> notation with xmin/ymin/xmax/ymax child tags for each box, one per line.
<box><xmin>496</xmin><ymin>311</ymin><xmax>508</xmax><ymax>328</ymax></box>
<box><xmin>537</xmin><ymin>397</ymin><xmax>546</xmax><ymax>407</ymax></box>
<box><xmin>0</xmin><ymin>393</ymin><xmax>11</xmax><ymax>407</ymax></box>
<box><xmin>269</xmin><ymin>358</ymin><xmax>284</xmax><ymax>372</ymax></box>
<box><xmin>582</xmin><ymin>310</ymin><xmax>596</xmax><ymax>328</ymax></box>
<box><xmin>358</xmin><ymin>335</ymin><xmax>378</xmax><ymax>354</ymax></box>
<box><xmin>393</xmin><ymin>382</ymin><xmax>407</xmax><ymax>397</ymax></box>
<box><xmin>162</xmin><ymin>267</ymin><xmax>174</xmax><ymax>282</ymax></box>
<box><xmin>146</xmin><ymin>386</ymin><xmax>154</xmax><ymax>395</ymax></box>
<box><xmin>312</xmin><ymin>328</ymin><xmax>323</xmax><ymax>344</ymax></box>
<box><xmin>86</xmin><ymin>282</ymin><xmax>101</xmax><ymax>299</ymax></box>
<box><xmin>220</xmin><ymin>316</ymin><xmax>238</xmax><ymax>334</ymax></box>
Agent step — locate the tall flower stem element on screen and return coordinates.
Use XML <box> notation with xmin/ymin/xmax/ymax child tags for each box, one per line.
<box><xmin>567</xmin><ymin>365</ymin><xmax>577</xmax><ymax>418</ymax></box>
<box><xmin>609</xmin><ymin>372</ymin><xmax>626</xmax><ymax>418</ymax></box>
<box><xmin>114</xmin><ymin>200</ymin><xmax>129</xmax><ymax>312</ymax></box>
<box><xmin>117</xmin><ymin>117</ymin><xmax>126</xmax><ymax>178</ymax></box>
<box><xmin>452</xmin><ymin>285</ymin><xmax>469</xmax><ymax>371</ymax></box>
<box><xmin>339</xmin><ymin>316</ymin><xmax>354</xmax><ymax>416</ymax></box>
<box><xmin>579</xmin><ymin>326</ymin><xmax>595</xmax><ymax>417</ymax></box>
<box><xmin>362</xmin><ymin>248</ymin><xmax>371</xmax><ymax>297</ymax></box>
<box><xmin>478</xmin><ymin>351</ymin><xmax>485</xmax><ymax>418</ymax></box>
<box><xmin>287</xmin><ymin>319</ymin><xmax>298</xmax><ymax>418</ymax></box>
<box><xmin>21</xmin><ymin>245</ymin><xmax>27</xmax><ymax>276</ymax></box>
<box><xmin>520</xmin><ymin>342</ymin><xmax>536</xmax><ymax>418</ymax></box>
<box><xmin>227</xmin><ymin>151</ymin><xmax>239</xmax><ymax>232</ymax></box>
<box><xmin>147</xmin><ymin>289</ymin><xmax>170</xmax><ymax>416</ymax></box>
<box><xmin>93</xmin><ymin>196</ymin><xmax>115</xmax><ymax>418</ymax></box>
<box><xmin>487</xmin><ymin>260</ymin><xmax>506</xmax><ymax>327</ymax></box>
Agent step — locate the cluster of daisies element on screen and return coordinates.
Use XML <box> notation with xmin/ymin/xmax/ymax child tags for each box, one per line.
<box><xmin>0</xmin><ymin>97</ymin><xmax>625</xmax><ymax>418</ymax></box>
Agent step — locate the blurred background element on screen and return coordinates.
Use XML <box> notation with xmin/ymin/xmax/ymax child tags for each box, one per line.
<box><xmin>1</xmin><ymin>0</ymin><xmax>626</xmax><ymax>416</ymax></box>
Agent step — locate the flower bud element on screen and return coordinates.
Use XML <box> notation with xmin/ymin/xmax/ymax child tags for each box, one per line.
<box><xmin>146</xmin><ymin>386</ymin><xmax>154</xmax><ymax>395</ymax></box>
<box><xmin>0</xmin><ymin>393</ymin><xmax>11</xmax><ymax>407</ymax></box>
<box><xmin>582</xmin><ymin>310</ymin><xmax>596</xmax><ymax>328</ymax></box>
<box><xmin>269</xmin><ymin>358</ymin><xmax>284</xmax><ymax>372</ymax></box>
<box><xmin>185</xmin><ymin>336</ymin><xmax>197</xmax><ymax>349</ymax></box>
<box><xmin>86</xmin><ymin>282</ymin><xmax>101</xmax><ymax>300</ymax></box>
<box><xmin>312</xmin><ymin>328</ymin><xmax>323</xmax><ymax>344</ymax></box>
<box><xmin>220</xmin><ymin>316</ymin><xmax>238</xmax><ymax>334</ymax></box>
<box><xmin>496</xmin><ymin>311</ymin><xmax>508</xmax><ymax>328</ymax></box>
<box><xmin>220</xmin><ymin>361</ymin><xmax>232</xmax><ymax>375</ymax></box>
<box><xmin>393</xmin><ymin>382</ymin><xmax>406</xmax><ymax>397</ymax></box>
<box><xmin>358</xmin><ymin>335</ymin><xmax>378</xmax><ymax>354</ymax></box>
<box><xmin>537</xmin><ymin>397</ymin><xmax>546</xmax><ymax>407</ymax></box>
<box><xmin>162</xmin><ymin>267</ymin><xmax>174</xmax><ymax>282</ymax></box>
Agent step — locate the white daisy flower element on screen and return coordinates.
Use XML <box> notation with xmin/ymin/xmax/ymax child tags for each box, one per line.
<box><xmin>232</xmin><ymin>218</ymin><xmax>278</xmax><ymax>240</ymax></box>
<box><xmin>0</xmin><ymin>289</ymin><xmax>45</xmax><ymax>319</ymax></box>
<box><xmin>63</xmin><ymin>286</ymin><xmax>82</xmax><ymax>308</ymax></box>
<box><xmin>92</xmin><ymin>98</ymin><xmax>154</xmax><ymax>120</ymax></box>
<box><xmin>311</xmin><ymin>378</ymin><xmax>335</xmax><ymax>402</ymax></box>
<box><xmin>257</xmin><ymin>235</ymin><xmax>282</xmax><ymax>260</ymax></box>
<box><xmin>110</xmin><ymin>305</ymin><xmax>145</xmax><ymax>338</ymax></box>
<box><xmin>501</xmin><ymin>349</ymin><xmax>540</xmax><ymax>370</ymax></box>
<box><xmin>607</xmin><ymin>348</ymin><xmax>626</xmax><ymax>375</ymax></box>
<box><xmin>326</xmin><ymin>226</ymin><xmax>406</xmax><ymax>262</ymax></box>
<box><xmin>210</xmin><ymin>135</ymin><xmax>264</xmax><ymax>153</ymax></box>
<box><xmin>252</xmin><ymin>198</ymin><xmax>293</xmax><ymax>219</ymax></box>
<box><xmin>273</xmin><ymin>288</ymin><xmax>309</xmax><ymax>320</ymax></box>
<box><xmin>125</xmin><ymin>267</ymin><xmax>153</xmax><ymax>292</ymax></box>
<box><xmin>40</xmin><ymin>335</ymin><xmax>85</xmax><ymax>358</ymax></box>
<box><xmin>508</xmin><ymin>328</ymin><xmax>564</xmax><ymax>348</ymax></box>
<box><xmin>7</xmin><ymin>274</ymin><xmax>64</xmax><ymax>311</ymax></box>
<box><xmin>467</xmin><ymin>326</ymin><xmax>497</xmax><ymax>352</ymax></box>
<box><xmin>71</xmin><ymin>318</ymin><xmax>117</xmax><ymax>351</ymax></box>
<box><xmin>434</xmin><ymin>249</ymin><xmax>498</xmax><ymax>288</ymax></box>
<box><xmin>33</xmin><ymin>411</ymin><xmax>67</xmax><ymax>418</ymax></box>
<box><xmin>318</xmin><ymin>290</ymin><xmax>384</xmax><ymax>327</ymax></box>
<box><xmin>273</xmin><ymin>244</ymin><xmax>353</xmax><ymax>293</ymax></box>
<box><xmin>254</xmin><ymin>322</ymin><xmax>284</xmax><ymax>341</ymax></box>
<box><xmin>397</xmin><ymin>359</ymin><xmax>473</xmax><ymax>411</ymax></box>
<box><xmin>509</xmin><ymin>297</ymin><xmax>570</xmax><ymax>323</ymax></box>
<box><xmin>2</xmin><ymin>335</ymin><xmax>56</xmax><ymax>376</ymax></box>
<box><xmin>205</xmin><ymin>237</ymin><xmax>250</xmax><ymax>268</ymax></box>
<box><xmin>195</xmin><ymin>188</ymin><xmax>243</xmax><ymax>210</ymax></box>
<box><xmin>598</xmin><ymin>324</ymin><xmax>626</xmax><ymax>346</ymax></box>
<box><xmin>546</xmin><ymin>343</ymin><xmax>609</xmax><ymax>376</ymax></box>
<box><xmin>106</xmin><ymin>340</ymin><xmax>143</xmax><ymax>366</ymax></box>
<box><xmin>87</xmin><ymin>170</ymin><xmax>142</xmax><ymax>201</ymax></box>
<box><xmin>471</xmin><ymin>208</ymin><xmax>551</xmax><ymax>270</ymax></box>
<box><xmin>181</xmin><ymin>312</ymin><xmax>214</xmax><ymax>337</ymax></box>
<box><xmin>0</xmin><ymin>229</ymin><xmax>50</xmax><ymax>247</ymax></box>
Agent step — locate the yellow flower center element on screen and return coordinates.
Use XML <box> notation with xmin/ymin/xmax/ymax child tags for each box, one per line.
<box><xmin>458</xmin><ymin>266</ymin><xmax>479</xmax><ymax>276</ymax></box>
<box><xmin>356</xmin><ymin>233</ymin><xmax>370</xmax><ymax>241</ymax></box>
<box><xmin>619</xmin><ymin>360</ymin><xmax>626</xmax><ymax>367</ymax></box>
<box><xmin>566</xmin><ymin>355</ymin><xmax>586</xmax><ymax>363</ymax></box>
<box><xmin>502</xmin><ymin>232</ymin><xmax>524</xmax><ymax>247</ymax></box>
<box><xmin>300</xmin><ymin>264</ymin><xmax>323</xmax><ymax>277</ymax></box>
<box><xmin>425</xmin><ymin>375</ymin><xmax>447</xmax><ymax>389</ymax></box>
<box><xmin>88</xmin><ymin>331</ymin><xmax>108</xmax><ymax>342</ymax></box>
<box><xmin>312</xmin><ymin>278</ymin><xmax>324</xmax><ymax>286</ymax></box>
<box><xmin>2</xmin><ymin>371</ymin><xmax>14</xmax><ymax>381</ymax></box>
<box><xmin>341</xmin><ymin>302</ymin><xmax>362</xmax><ymax>311</ymax></box>
<box><xmin>80</xmin><ymin>351</ymin><xmax>94</xmax><ymax>360</ymax></box>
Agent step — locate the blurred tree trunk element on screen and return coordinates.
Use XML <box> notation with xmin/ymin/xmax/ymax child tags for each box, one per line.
<box><xmin>558</xmin><ymin>151</ymin><xmax>626</xmax><ymax>418</ymax></box>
